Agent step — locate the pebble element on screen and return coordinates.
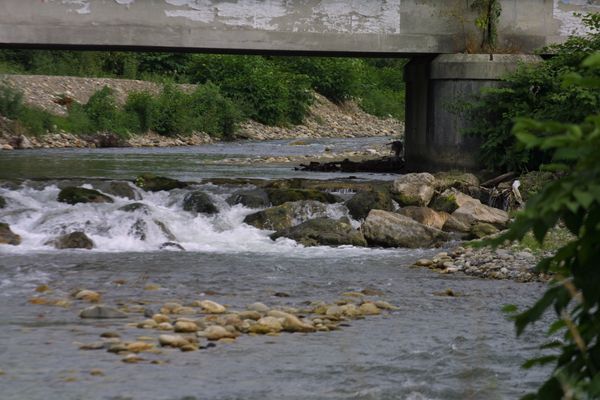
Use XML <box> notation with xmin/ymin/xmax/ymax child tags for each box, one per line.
<box><xmin>74</xmin><ymin>290</ymin><xmax>101</xmax><ymax>303</ymax></box>
<box><xmin>195</xmin><ymin>300</ymin><xmax>226</xmax><ymax>314</ymax></box>
<box><xmin>247</xmin><ymin>302</ymin><xmax>269</xmax><ymax>313</ymax></box>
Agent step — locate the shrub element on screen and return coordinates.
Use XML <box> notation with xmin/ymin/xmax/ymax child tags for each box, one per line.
<box><xmin>0</xmin><ymin>83</ymin><xmax>23</xmax><ymax>119</ymax></box>
<box><xmin>189</xmin><ymin>55</ymin><xmax>312</xmax><ymax>126</ymax></box>
<box><xmin>494</xmin><ymin>51</ymin><xmax>600</xmax><ymax>399</ymax></box>
<box><xmin>152</xmin><ymin>84</ymin><xmax>194</xmax><ymax>136</ymax></box>
<box><xmin>84</xmin><ymin>86</ymin><xmax>120</xmax><ymax>132</ymax></box>
<box><xmin>187</xmin><ymin>82</ymin><xmax>241</xmax><ymax>139</ymax></box>
<box><xmin>123</xmin><ymin>91</ymin><xmax>156</xmax><ymax>133</ymax></box>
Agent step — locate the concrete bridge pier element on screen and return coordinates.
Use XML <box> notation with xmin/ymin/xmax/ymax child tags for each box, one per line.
<box><xmin>404</xmin><ymin>54</ymin><xmax>543</xmax><ymax>171</ymax></box>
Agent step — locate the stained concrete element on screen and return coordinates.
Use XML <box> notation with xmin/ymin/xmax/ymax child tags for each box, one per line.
<box><xmin>405</xmin><ymin>54</ymin><xmax>543</xmax><ymax>171</ymax></box>
<box><xmin>0</xmin><ymin>0</ymin><xmax>595</xmax><ymax>54</ymax></box>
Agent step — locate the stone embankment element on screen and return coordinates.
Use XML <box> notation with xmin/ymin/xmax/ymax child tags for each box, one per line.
<box><xmin>0</xmin><ymin>75</ymin><xmax>402</xmax><ymax>150</ymax></box>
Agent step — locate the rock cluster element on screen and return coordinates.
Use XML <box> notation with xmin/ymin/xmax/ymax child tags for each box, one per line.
<box><xmin>28</xmin><ymin>282</ymin><xmax>399</xmax><ymax>363</ymax></box>
<box><xmin>414</xmin><ymin>246</ymin><xmax>548</xmax><ymax>282</ymax></box>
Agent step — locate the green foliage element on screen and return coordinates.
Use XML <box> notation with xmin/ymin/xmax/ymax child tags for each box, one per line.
<box><xmin>466</xmin><ymin>14</ymin><xmax>600</xmax><ymax>172</ymax></box>
<box><xmin>0</xmin><ymin>83</ymin><xmax>23</xmax><ymax>119</ymax></box>
<box><xmin>491</xmin><ymin>52</ymin><xmax>600</xmax><ymax>399</ymax></box>
<box><xmin>83</xmin><ymin>86</ymin><xmax>120</xmax><ymax>132</ymax></box>
<box><xmin>190</xmin><ymin>55</ymin><xmax>312</xmax><ymax>126</ymax></box>
<box><xmin>187</xmin><ymin>83</ymin><xmax>241</xmax><ymax>139</ymax></box>
<box><xmin>123</xmin><ymin>92</ymin><xmax>156</xmax><ymax>133</ymax></box>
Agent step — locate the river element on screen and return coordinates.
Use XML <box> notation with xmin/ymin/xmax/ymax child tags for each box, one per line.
<box><xmin>0</xmin><ymin>138</ymin><xmax>549</xmax><ymax>400</ymax></box>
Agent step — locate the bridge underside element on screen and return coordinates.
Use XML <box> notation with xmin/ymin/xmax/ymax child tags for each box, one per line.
<box><xmin>0</xmin><ymin>0</ymin><xmax>594</xmax><ymax>56</ymax></box>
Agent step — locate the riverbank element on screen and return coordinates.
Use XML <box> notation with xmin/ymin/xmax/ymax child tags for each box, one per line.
<box><xmin>0</xmin><ymin>75</ymin><xmax>402</xmax><ymax>150</ymax></box>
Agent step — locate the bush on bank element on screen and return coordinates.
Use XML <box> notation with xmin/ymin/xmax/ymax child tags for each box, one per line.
<box><xmin>0</xmin><ymin>83</ymin><xmax>241</xmax><ymax>139</ymax></box>
<box><xmin>0</xmin><ymin>51</ymin><xmax>407</xmax><ymax>125</ymax></box>
<box><xmin>465</xmin><ymin>13</ymin><xmax>600</xmax><ymax>173</ymax></box>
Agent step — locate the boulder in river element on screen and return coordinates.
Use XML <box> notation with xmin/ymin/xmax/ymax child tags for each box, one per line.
<box><xmin>397</xmin><ymin>206</ymin><xmax>449</xmax><ymax>230</ymax></box>
<box><xmin>57</xmin><ymin>186</ymin><xmax>113</xmax><ymax>205</ymax></box>
<box><xmin>451</xmin><ymin>199</ymin><xmax>509</xmax><ymax>228</ymax></box>
<box><xmin>80</xmin><ymin>305</ymin><xmax>128</xmax><ymax>319</ymax></box>
<box><xmin>0</xmin><ymin>222</ymin><xmax>21</xmax><ymax>245</ymax></box>
<box><xmin>433</xmin><ymin>172</ymin><xmax>480</xmax><ymax>192</ymax></box>
<box><xmin>430</xmin><ymin>188</ymin><xmax>477</xmax><ymax>214</ymax></box>
<box><xmin>470</xmin><ymin>222</ymin><xmax>500</xmax><ymax>239</ymax></box>
<box><xmin>118</xmin><ymin>202</ymin><xmax>151</xmax><ymax>214</ymax></box>
<box><xmin>243</xmin><ymin>200</ymin><xmax>329</xmax><ymax>231</ymax></box>
<box><xmin>94</xmin><ymin>181</ymin><xmax>140</xmax><ymax>200</ymax></box>
<box><xmin>270</xmin><ymin>217</ymin><xmax>367</xmax><ymax>247</ymax></box>
<box><xmin>391</xmin><ymin>173</ymin><xmax>435</xmax><ymax>207</ymax></box>
<box><xmin>0</xmin><ymin>196</ymin><xmax>6</xmax><ymax>209</ymax></box>
<box><xmin>362</xmin><ymin>209</ymin><xmax>449</xmax><ymax>248</ymax></box>
<box><xmin>345</xmin><ymin>189</ymin><xmax>393</xmax><ymax>220</ymax></box>
<box><xmin>226</xmin><ymin>189</ymin><xmax>270</xmax><ymax>208</ymax></box>
<box><xmin>182</xmin><ymin>190</ymin><xmax>218</xmax><ymax>215</ymax></box>
<box><xmin>266</xmin><ymin>188</ymin><xmax>342</xmax><ymax>206</ymax></box>
<box><xmin>135</xmin><ymin>174</ymin><xmax>188</xmax><ymax>192</ymax></box>
<box><xmin>49</xmin><ymin>231</ymin><xmax>94</xmax><ymax>250</ymax></box>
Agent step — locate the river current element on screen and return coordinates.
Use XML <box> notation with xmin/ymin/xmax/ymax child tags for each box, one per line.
<box><xmin>0</xmin><ymin>138</ymin><xmax>549</xmax><ymax>400</ymax></box>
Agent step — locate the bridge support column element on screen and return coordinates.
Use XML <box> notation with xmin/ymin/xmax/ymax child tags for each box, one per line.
<box><xmin>404</xmin><ymin>54</ymin><xmax>542</xmax><ymax>171</ymax></box>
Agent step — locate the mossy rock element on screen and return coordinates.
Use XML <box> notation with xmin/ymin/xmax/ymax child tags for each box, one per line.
<box><xmin>57</xmin><ymin>187</ymin><xmax>113</xmax><ymax>205</ymax></box>
<box><xmin>270</xmin><ymin>217</ymin><xmax>367</xmax><ymax>247</ymax></box>
<box><xmin>519</xmin><ymin>171</ymin><xmax>556</xmax><ymax>201</ymax></box>
<box><xmin>243</xmin><ymin>201</ymin><xmax>329</xmax><ymax>231</ymax></box>
<box><xmin>182</xmin><ymin>191</ymin><xmax>218</xmax><ymax>215</ymax></box>
<box><xmin>0</xmin><ymin>222</ymin><xmax>21</xmax><ymax>245</ymax></box>
<box><xmin>470</xmin><ymin>222</ymin><xmax>499</xmax><ymax>239</ymax></box>
<box><xmin>0</xmin><ymin>196</ymin><xmax>6</xmax><ymax>209</ymax></box>
<box><xmin>94</xmin><ymin>181</ymin><xmax>140</xmax><ymax>200</ymax></box>
<box><xmin>118</xmin><ymin>202</ymin><xmax>151</xmax><ymax>214</ymax></box>
<box><xmin>135</xmin><ymin>174</ymin><xmax>188</xmax><ymax>192</ymax></box>
<box><xmin>266</xmin><ymin>188</ymin><xmax>342</xmax><ymax>206</ymax></box>
<box><xmin>226</xmin><ymin>189</ymin><xmax>270</xmax><ymax>208</ymax></box>
<box><xmin>48</xmin><ymin>231</ymin><xmax>94</xmax><ymax>249</ymax></box>
<box><xmin>345</xmin><ymin>189</ymin><xmax>393</xmax><ymax>220</ymax></box>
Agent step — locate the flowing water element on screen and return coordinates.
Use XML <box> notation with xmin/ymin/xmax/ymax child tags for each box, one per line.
<box><xmin>0</xmin><ymin>138</ymin><xmax>549</xmax><ymax>400</ymax></box>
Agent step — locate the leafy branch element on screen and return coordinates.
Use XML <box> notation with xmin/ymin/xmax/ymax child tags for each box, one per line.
<box><xmin>470</xmin><ymin>0</ymin><xmax>502</xmax><ymax>53</ymax></box>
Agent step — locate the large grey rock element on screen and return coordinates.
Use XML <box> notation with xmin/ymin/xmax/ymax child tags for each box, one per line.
<box><xmin>430</xmin><ymin>188</ymin><xmax>478</xmax><ymax>213</ymax></box>
<box><xmin>470</xmin><ymin>222</ymin><xmax>500</xmax><ymax>238</ymax></box>
<box><xmin>442</xmin><ymin>214</ymin><xmax>471</xmax><ymax>233</ymax></box>
<box><xmin>244</xmin><ymin>201</ymin><xmax>329</xmax><ymax>231</ymax></box>
<box><xmin>362</xmin><ymin>209</ymin><xmax>449</xmax><ymax>248</ymax></box>
<box><xmin>57</xmin><ymin>187</ymin><xmax>113</xmax><ymax>205</ymax></box>
<box><xmin>391</xmin><ymin>173</ymin><xmax>435</xmax><ymax>207</ymax></box>
<box><xmin>50</xmin><ymin>231</ymin><xmax>94</xmax><ymax>249</ymax></box>
<box><xmin>227</xmin><ymin>189</ymin><xmax>270</xmax><ymax>208</ymax></box>
<box><xmin>397</xmin><ymin>206</ymin><xmax>449</xmax><ymax>230</ymax></box>
<box><xmin>0</xmin><ymin>222</ymin><xmax>21</xmax><ymax>245</ymax></box>
<box><xmin>452</xmin><ymin>200</ymin><xmax>509</xmax><ymax>228</ymax></box>
<box><xmin>80</xmin><ymin>305</ymin><xmax>128</xmax><ymax>319</ymax></box>
<box><xmin>345</xmin><ymin>189</ymin><xmax>393</xmax><ymax>220</ymax></box>
<box><xmin>271</xmin><ymin>217</ymin><xmax>367</xmax><ymax>247</ymax></box>
<box><xmin>182</xmin><ymin>190</ymin><xmax>218</xmax><ymax>215</ymax></box>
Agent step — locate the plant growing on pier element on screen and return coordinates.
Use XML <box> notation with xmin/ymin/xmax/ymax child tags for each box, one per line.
<box><xmin>470</xmin><ymin>0</ymin><xmax>502</xmax><ymax>53</ymax></box>
<box><xmin>496</xmin><ymin>52</ymin><xmax>600</xmax><ymax>399</ymax></box>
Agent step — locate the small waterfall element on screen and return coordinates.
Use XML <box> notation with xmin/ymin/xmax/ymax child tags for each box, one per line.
<box><xmin>0</xmin><ymin>180</ymin><xmax>364</xmax><ymax>254</ymax></box>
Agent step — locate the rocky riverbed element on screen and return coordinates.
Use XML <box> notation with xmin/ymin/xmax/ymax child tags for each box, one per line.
<box><xmin>0</xmin><ymin>170</ymin><xmax>552</xmax><ymax>283</ymax></box>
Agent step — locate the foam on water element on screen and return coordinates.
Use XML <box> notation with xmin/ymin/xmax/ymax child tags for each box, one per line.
<box><xmin>0</xmin><ymin>181</ymin><xmax>403</xmax><ymax>257</ymax></box>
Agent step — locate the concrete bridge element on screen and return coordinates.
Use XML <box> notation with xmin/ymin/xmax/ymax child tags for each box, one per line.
<box><xmin>0</xmin><ymin>0</ymin><xmax>598</xmax><ymax>169</ymax></box>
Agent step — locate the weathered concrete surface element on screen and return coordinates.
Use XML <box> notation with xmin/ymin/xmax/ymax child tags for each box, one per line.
<box><xmin>0</xmin><ymin>0</ymin><xmax>596</xmax><ymax>54</ymax></box>
<box><xmin>404</xmin><ymin>54</ymin><xmax>544</xmax><ymax>171</ymax></box>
